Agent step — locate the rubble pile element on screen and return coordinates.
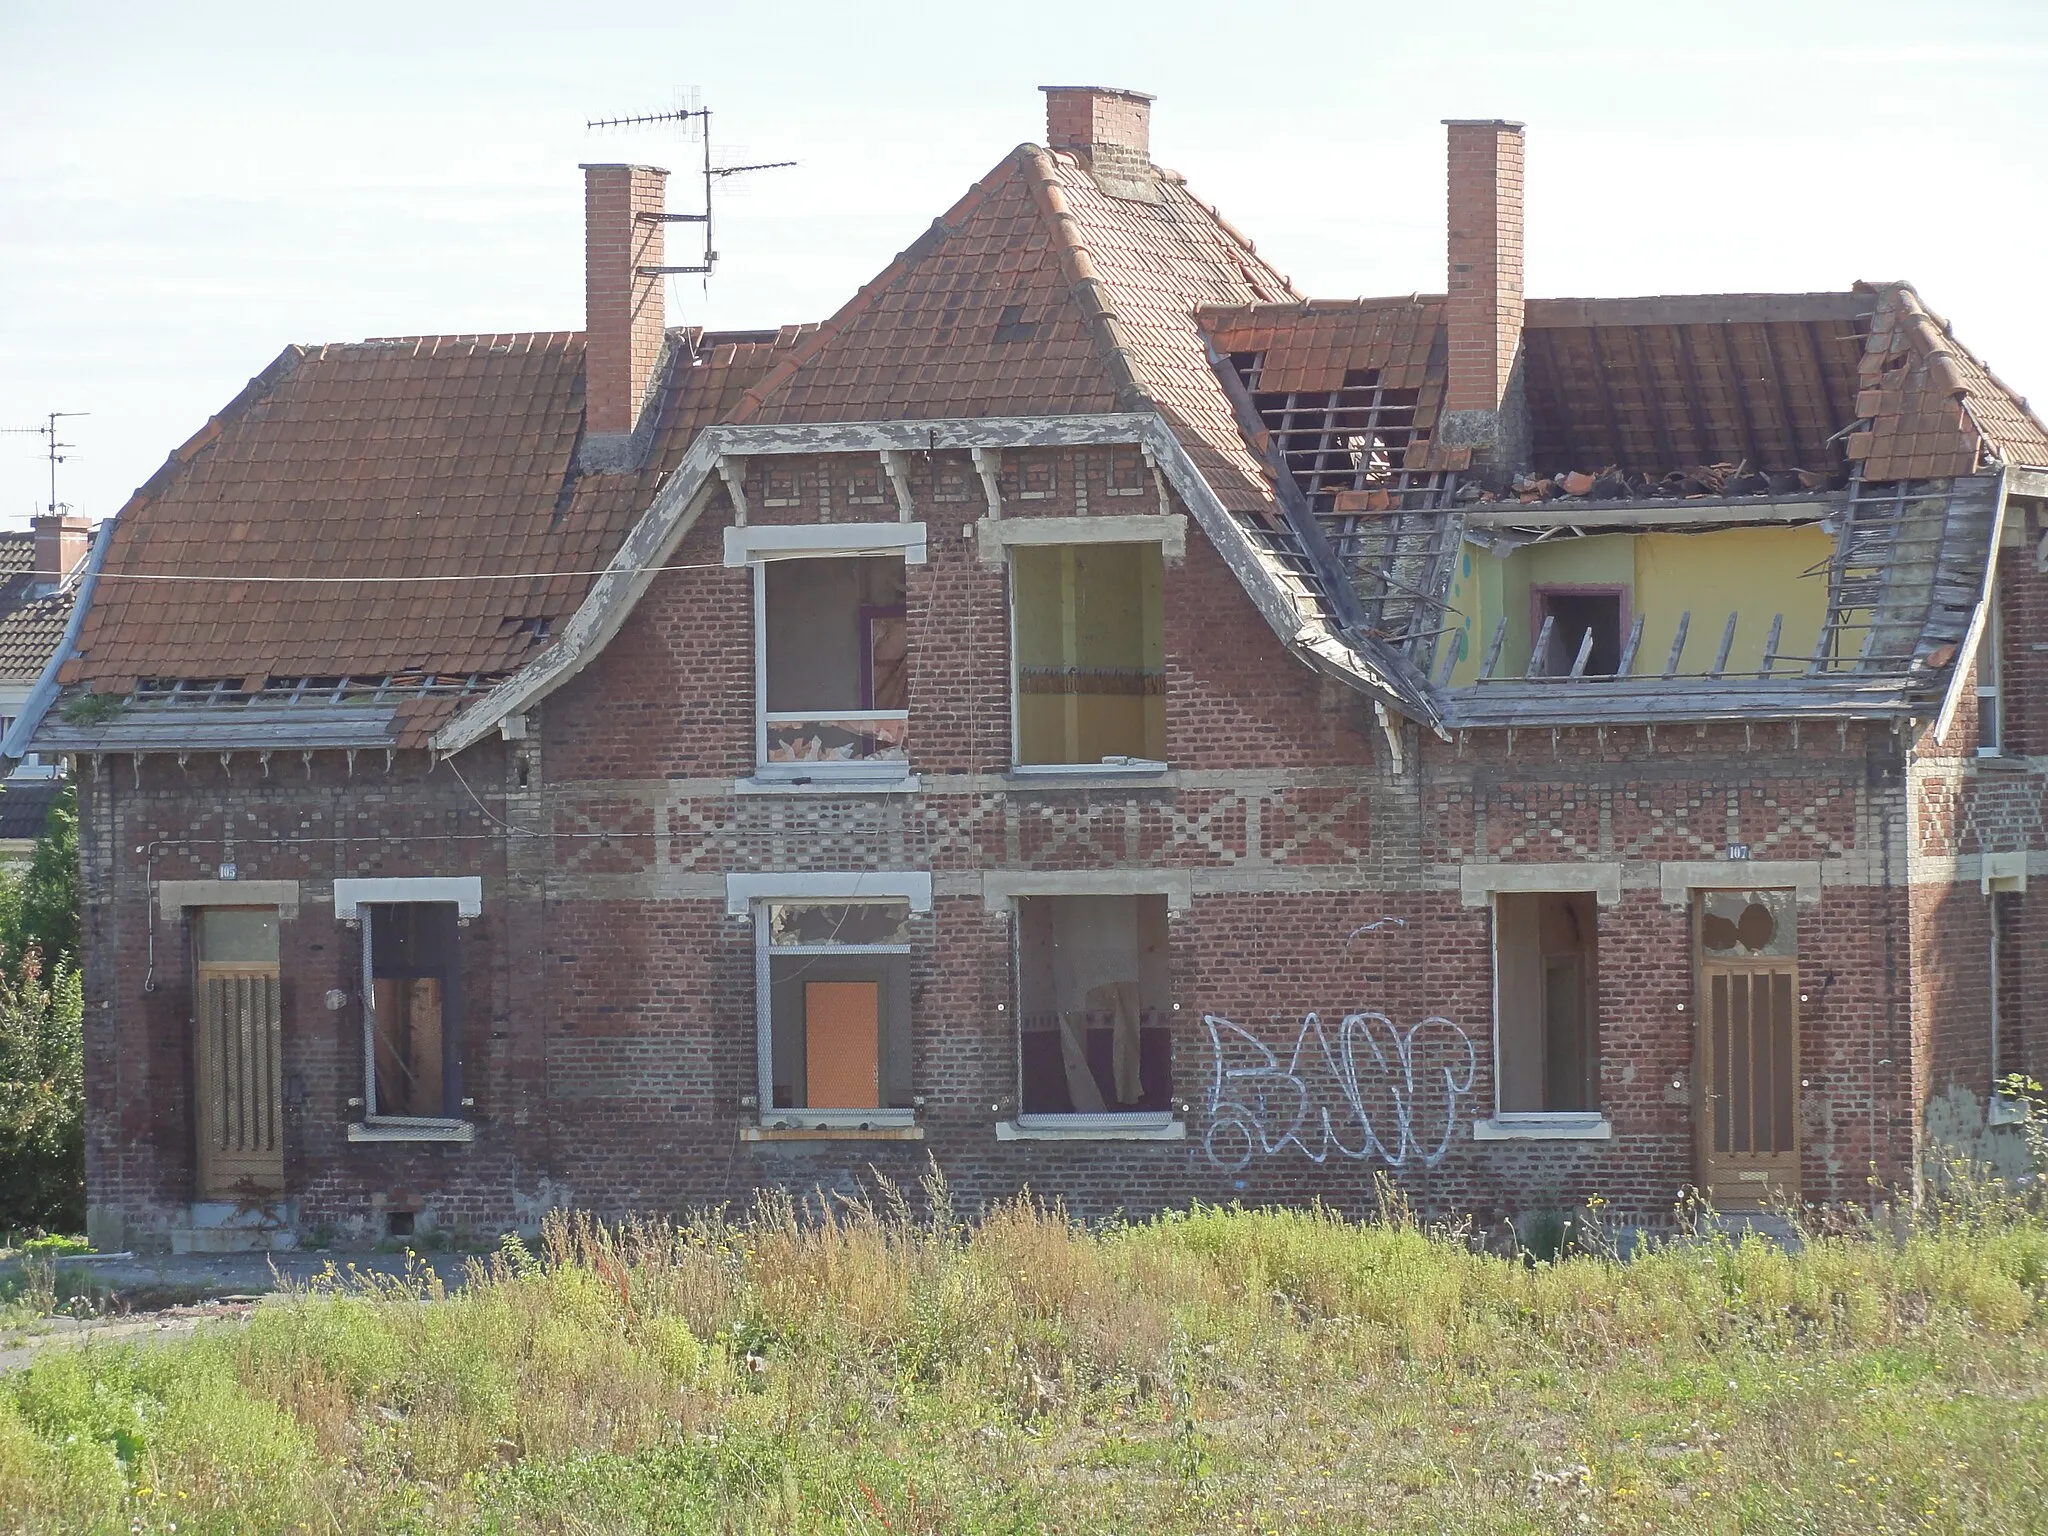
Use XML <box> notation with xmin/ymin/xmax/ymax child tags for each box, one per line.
<box><xmin>1453</xmin><ymin>462</ymin><xmax>1831</xmax><ymax>506</ymax></box>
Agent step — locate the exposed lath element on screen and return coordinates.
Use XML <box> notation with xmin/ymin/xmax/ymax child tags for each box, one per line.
<box><xmin>1810</xmin><ymin>475</ymin><xmax>1999</xmax><ymax>675</ymax></box>
<box><xmin>1228</xmin><ymin>353</ymin><xmax>1462</xmax><ymax>661</ymax></box>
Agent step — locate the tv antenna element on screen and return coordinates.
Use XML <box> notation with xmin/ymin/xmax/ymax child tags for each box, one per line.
<box><xmin>585</xmin><ymin>100</ymin><xmax>795</xmax><ymax>277</ymax></box>
<box><xmin>1</xmin><ymin>411</ymin><xmax>88</xmax><ymax>516</ymax></box>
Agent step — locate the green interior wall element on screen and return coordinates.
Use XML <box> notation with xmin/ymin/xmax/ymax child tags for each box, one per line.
<box><xmin>1444</xmin><ymin>525</ymin><xmax>1835</xmax><ymax>684</ymax></box>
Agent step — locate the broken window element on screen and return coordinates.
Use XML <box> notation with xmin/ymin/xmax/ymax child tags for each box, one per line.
<box><xmin>759</xmin><ymin>555</ymin><xmax>909</xmax><ymax>774</ymax></box>
<box><xmin>1015</xmin><ymin>895</ymin><xmax>1172</xmax><ymax>1119</ymax></box>
<box><xmin>1012</xmin><ymin>543</ymin><xmax>1165</xmax><ymax>766</ymax></box>
<box><xmin>1978</xmin><ymin>600</ymin><xmax>2004</xmax><ymax>756</ymax></box>
<box><xmin>1534</xmin><ymin>589</ymin><xmax>1625</xmax><ymax>677</ymax></box>
<box><xmin>760</xmin><ymin>900</ymin><xmax>913</xmax><ymax>1122</ymax></box>
<box><xmin>363</xmin><ymin>902</ymin><xmax>463</xmax><ymax>1122</ymax></box>
<box><xmin>1492</xmin><ymin>892</ymin><xmax>1600</xmax><ymax>1115</ymax></box>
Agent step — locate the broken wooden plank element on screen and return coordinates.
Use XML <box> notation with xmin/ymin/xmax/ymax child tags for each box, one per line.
<box><xmin>1664</xmin><ymin>611</ymin><xmax>1692</xmax><ymax>678</ymax></box>
<box><xmin>1711</xmin><ymin>612</ymin><xmax>1740</xmax><ymax>677</ymax></box>
<box><xmin>1526</xmin><ymin>614</ymin><xmax>1556</xmax><ymax>678</ymax></box>
<box><xmin>1481</xmin><ymin>617</ymin><xmax>1508</xmax><ymax>679</ymax></box>
<box><xmin>1758</xmin><ymin>614</ymin><xmax>1783</xmax><ymax>679</ymax></box>
<box><xmin>1569</xmin><ymin>627</ymin><xmax>1597</xmax><ymax>678</ymax></box>
<box><xmin>1617</xmin><ymin>613</ymin><xmax>1645</xmax><ymax>677</ymax></box>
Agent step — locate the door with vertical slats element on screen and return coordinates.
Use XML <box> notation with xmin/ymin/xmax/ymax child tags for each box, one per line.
<box><xmin>195</xmin><ymin>964</ymin><xmax>284</xmax><ymax>1198</ymax></box>
<box><xmin>1698</xmin><ymin>962</ymin><xmax>1799</xmax><ymax>1209</ymax></box>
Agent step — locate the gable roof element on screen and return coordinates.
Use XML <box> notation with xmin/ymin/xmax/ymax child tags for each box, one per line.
<box><xmin>48</xmin><ymin>329</ymin><xmax>799</xmax><ymax>745</ymax></box>
<box><xmin>0</xmin><ymin>590</ymin><xmax>77</xmax><ymax>686</ymax></box>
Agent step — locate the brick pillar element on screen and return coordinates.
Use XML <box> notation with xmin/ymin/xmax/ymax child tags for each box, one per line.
<box><xmin>581</xmin><ymin>163</ymin><xmax>669</xmax><ymax>438</ymax></box>
<box><xmin>1442</xmin><ymin>120</ymin><xmax>1527</xmax><ymax>474</ymax></box>
<box><xmin>1040</xmin><ymin>85</ymin><xmax>1154</xmax><ymax>171</ymax></box>
<box><xmin>32</xmin><ymin>512</ymin><xmax>88</xmax><ymax>586</ymax></box>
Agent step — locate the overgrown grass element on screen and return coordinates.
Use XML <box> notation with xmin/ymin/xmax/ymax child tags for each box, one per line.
<box><xmin>4</xmin><ymin>1175</ymin><xmax>2046</xmax><ymax>1533</ymax></box>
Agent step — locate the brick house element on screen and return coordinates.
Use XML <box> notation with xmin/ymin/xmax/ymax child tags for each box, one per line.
<box><xmin>14</xmin><ymin>88</ymin><xmax>2042</xmax><ymax>1251</ymax></box>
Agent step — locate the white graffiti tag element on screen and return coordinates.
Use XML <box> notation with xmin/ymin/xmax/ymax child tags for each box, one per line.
<box><xmin>1201</xmin><ymin>1012</ymin><xmax>1476</xmax><ymax>1172</ymax></box>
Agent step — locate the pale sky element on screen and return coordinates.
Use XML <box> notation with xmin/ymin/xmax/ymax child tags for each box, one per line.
<box><xmin>3</xmin><ymin>0</ymin><xmax>2045</xmax><ymax>528</ymax></box>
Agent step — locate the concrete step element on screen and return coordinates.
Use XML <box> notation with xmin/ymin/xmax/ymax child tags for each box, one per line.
<box><xmin>169</xmin><ymin>1225</ymin><xmax>298</xmax><ymax>1255</ymax></box>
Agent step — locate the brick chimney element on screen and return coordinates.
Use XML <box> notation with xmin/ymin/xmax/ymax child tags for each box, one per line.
<box><xmin>581</xmin><ymin>163</ymin><xmax>670</xmax><ymax>440</ymax></box>
<box><xmin>1442</xmin><ymin>119</ymin><xmax>1528</xmax><ymax>475</ymax></box>
<box><xmin>31</xmin><ymin>513</ymin><xmax>87</xmax><ymax>590</ymax></box>
<box><xmin>1041</xmin><ymin>86</ymin><xmax>1154</xmax><ymax>169</ymax></box>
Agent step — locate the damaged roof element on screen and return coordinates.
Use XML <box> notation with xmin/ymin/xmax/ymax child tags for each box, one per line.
<box><xmin>25</xmin><ymin>101</ymin><xmax>2046</xmax><ymax>755</ymax></box>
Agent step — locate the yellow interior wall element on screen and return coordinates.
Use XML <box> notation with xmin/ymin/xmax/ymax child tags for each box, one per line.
<box><xmin>1444</xmin><ymin>525</ymin><xmax>1836</xmax><ymax>684</ymax></box>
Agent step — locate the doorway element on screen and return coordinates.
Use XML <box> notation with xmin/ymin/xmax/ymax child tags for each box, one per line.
<box><xmin>192</xmin><ymin>907</ymin><xmax>284</xmax><ymax>1199</ymax></box>
<box><xmin>1694</xmin><ymin>890</ymin><xmax>1799</xmax><ymax>1210</ymax></box>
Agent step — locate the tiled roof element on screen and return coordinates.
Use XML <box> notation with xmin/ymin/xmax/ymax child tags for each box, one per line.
<box><xmin>61</xmin><ymin>328</ymin><xmax>792</xmax><ymax>743</ymax></box>
<box><xmin>0</xmin><ymin>590</ymin><xmax>74</xmax><ymax>684</ymax></box>
<box><xmin>1850</xmin><ymin>283</ymin><xmax>2048</xmax><ymax>479</ymax></box>
<box><xmin>0</xmin><ymin>533</ymin><xmax>33</xmax><ymax>580</ymax></box>
<box><xmin>0</xmin><ymin>779</ymin><xmax>64</xmax><ymax>843</ymax></box>
<box><xmin>735</xmin><ymin>145</ymin><xmax>1296</xmax><ymax>515</ymax></box>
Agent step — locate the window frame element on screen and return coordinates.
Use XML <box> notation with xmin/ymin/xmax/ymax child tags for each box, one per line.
<box><xmin>336</xmin><ymin>876</ymin><xmax>478</xmax><ymax>1142</ymax></box>
<box><xmin>742</xmin><ymin>540</ymin><xmax>921</xmax><ymax>788</ymax></box>
<box><xmin>1005</xmin><ymin>537</ymin><xmax>1170</xmax><ymax>776</ymax></box>
<box><xmin>1005</xmin><ymin>890</ymin><xmax>1180</xmax><ymax>1137</ymax></box>
<box><xmin>732</xmin><ymin>871</ymin><xmax>930</xmax><ymax>1132</ymax></box>
<box><xmin>1474</xmin><ymin>890</ymin><xmax>1613</xmax><ymax>1141</ymax></box>
<box><xmin>1977</xmin><ymin>598</ymin><xmax>2004</xmax><ymax>758</ymax></box>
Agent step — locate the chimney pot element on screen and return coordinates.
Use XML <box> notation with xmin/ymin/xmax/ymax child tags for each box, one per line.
<box><xmin>581</xmin><ymin>163</ymin><xmax>670</xmax><ymax>438</ymax></box>
<box><xmin>31</xmin><ymin>513</ymin><xmax>87</xmax><ymax>590</ymax></box>
<box><xmin>1040</xmin><ymin>85</ymin><xmax>1154</xmax><ymax>163</ymax></box>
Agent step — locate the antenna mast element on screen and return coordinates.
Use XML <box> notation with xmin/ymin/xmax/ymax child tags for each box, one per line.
<box><xmin>1</xmin><ymin>411</ymin><xmax>88</xmax><ymax>516</ymax></box>
<box><xmin>585</xmin><ymin>100</ymin><xmax>794</xmax><ymax>277</ymax></box>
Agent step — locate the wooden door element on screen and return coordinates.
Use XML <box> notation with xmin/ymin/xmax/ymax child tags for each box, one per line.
<box><xmin>805</xmin><ymin>981</ymin><xmax>879</xmax><ymax>1109</ymax></box>
<box><xmin>1698</xmin><ymin>962</ymin><xmax>1799</xmax><ymax>1209</ymax></box>
<box><xmin>194</xmin><ymin>908</ymin><xmax>283</xmax><ymax>1199</ymax></box>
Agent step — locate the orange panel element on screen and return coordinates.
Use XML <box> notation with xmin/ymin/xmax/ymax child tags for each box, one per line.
<box><xmin>805</xmin><ymin>982</ymin><xmax>880</xmax><ymax>1109</ymax></box>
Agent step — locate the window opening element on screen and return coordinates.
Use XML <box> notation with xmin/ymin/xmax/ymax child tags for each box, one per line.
<box><xmin>363</xmin><ymin>902</ymin><xmax>462</xmax><ymax>1121</ymax></box>
<box><xmin>1015</xmin><ymin>895</ymin><xmax>1171</xmax><ymax>1117</ymax></box>
<box><xmin>1697</xmin><ymin>889</ymin><xmax>1797</xmax><ymax>959</ymax></box>
<box><xmin>1534</xmin><ymin>589</ymin><xmax>1625</xmax><ymax>677</ymax></box>
<box><xmin>1492</xmin><ymin>892</ymin><xmax>1600</xmax><ymax>1113</ymax></box>
<box><xmin>759</xmin><ymin>899</ymin><xmax>913</xmax><ymax>1116</ymax></box>
<box><xmin>1978</xmin><ymin>600</ymin><xmax>2003</xmax><ymax>756</ymax></box>
<box><xmin>1012</xmin><ymin>543</ymin><xmax>1165</xmax><ymax>765</ymax></box>
<box><xmin>760</xmin><ymin>555</ymin><xmax>909</xmax><ymax>770</ymax></box>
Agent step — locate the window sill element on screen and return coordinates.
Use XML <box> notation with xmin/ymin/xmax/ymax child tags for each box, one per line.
<box><xmin>1973</xmin><ymin>753</ymin><xmax>2027</xmax><ymax>771</ymax></box>
<box><xmin>1989</xmin><ymin>1095</ymin><xmax>2032</xmax><ymax>1127</ymax></box>
<box><xmin>1472</xmin><ymin>1115</ymin><xmax>1613</xmax><ymax>1142</ymax></box>
<box><xmin>1006</xmin><ymin>760</ymin><xmax>1170</xmax><ymax>785</ymax></box>
<box><xmin>347</xmin><ymin>1120</ymin><xmax>475</xmax><ymax>1144</ymax></box>
<box><xmin>741</xmin><ymin>1124</ymin><xmax>925</xmax><ymax>1142</ymax></box>
<box><xmin>736</xmin><ymin>773</ymin><xmax>920</xmax><ymax>796</ymax></box>
<box><xmin>995</xmin><ymin>1117</ymin><xmax>1186</xmax><ymax>1142</ymax></box>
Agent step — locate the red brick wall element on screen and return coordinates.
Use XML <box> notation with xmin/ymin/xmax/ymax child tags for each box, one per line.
<box><xmin>582</xmin><ymin>164</ymin><xmax>668</xmax><ymax>436</ymax></box>
<box><xmin>78</xmin><ymin>454</ymin><xmax>1981</xmax><ymax>1240</ymax></box>
<box><xmin>1445</xmin><ymin>121</ymin><xmax>1524</xmax><ymax>417</ymax></box>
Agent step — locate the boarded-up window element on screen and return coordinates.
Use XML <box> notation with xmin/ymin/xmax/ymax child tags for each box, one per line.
<box><xmin>1016</xmin><ymin>895</ymin><xmax>1171</xmax><ymax>1116</ymax></box>
<box><xmin>1493</xmin><ymin>892</ymin><xmax>1600</xmax><ymax>1113</ymax></box>
<box><xmin>1013</xmin><ymin>543</ymin><xmax>1165</xmax><ymax>765</ymax></box>
<box><xmin>763</xmin><ymin>900</ymin><xmax>913</xmax><ymax>1113</ymax></box>
<box><xmin>364</xmin><ymin>903</ymin><xmax>461</xmax><ymax>1121</ymax></box>
<box><xmin>761</xmin><ymin>555</ymin><xmax>909</xmax><ymax>768</ymax></box>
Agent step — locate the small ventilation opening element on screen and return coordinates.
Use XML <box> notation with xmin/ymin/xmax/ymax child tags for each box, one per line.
<box><xmin>385</xmin><ymin>1210</ymin><xmax>415</xmax><ymax>1239</ymax></box>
